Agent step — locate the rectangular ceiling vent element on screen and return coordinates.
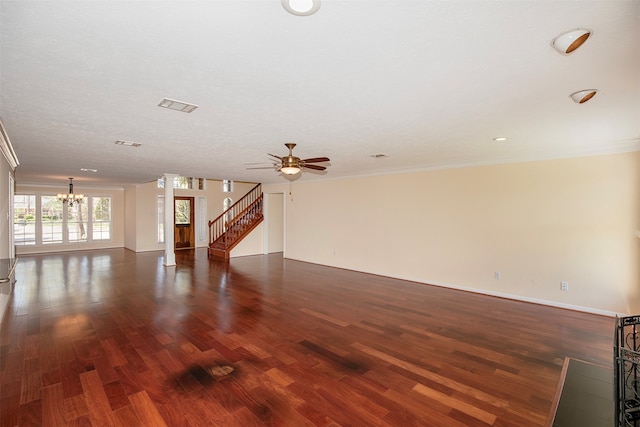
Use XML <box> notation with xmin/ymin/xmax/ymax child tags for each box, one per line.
<box><xmin>158</xmin><ymin>98</ymin><xmax>198</xmax><ymax>113</ymax></box>
<box><xmin>115</xmin><ymin>140</ymin><xmax>141</xmax><ymax>147</ymax></box>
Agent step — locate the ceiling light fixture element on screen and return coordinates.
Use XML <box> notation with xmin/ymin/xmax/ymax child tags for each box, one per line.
<box><xmin>492</xmin><ymin>137</ymin><xmax>508</xmax><ymax>142</ymax></box>
<box><xmin>157</xmin><ymin>98</ymin><xmax>198</xmax><ymax>113</ymax></box>
<box><xmin>280</xmin><ymin>157</ymin><xmax>301</xmax><ymax>175</ymax></box>
<box><xmin>551</xmin><ymin>28</ymin><xmax>592</xmax><ymax>55</ymax></box>
<box><xmin>57</xmin><ymin>178</ymin><xmax>84</xmax><ymax>207</ymax></box>
<box><xmin>570</xmin><ymin>89</ymin><xmax>598</xmax><ymax>104</ymax></box>
<box><xmin>80</xmin><ymin>168</ymin><xmax>98</xmax><ymax>173</ymax></box>
<box><xmin>282</xmin><ymin>0</ymin><xmax>320</xmax><ymax>16</ymax></box>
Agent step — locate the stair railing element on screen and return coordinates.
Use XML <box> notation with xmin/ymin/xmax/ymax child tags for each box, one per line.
<box><xmin>208</xmin><ymin>183</ymin><xmax>262</xmax><ymax>250</ymax></box>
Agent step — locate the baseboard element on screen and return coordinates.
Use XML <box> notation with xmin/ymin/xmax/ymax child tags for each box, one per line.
<box><xmin>283</xmin><ymin>256</ymin><xmax>620</xmax><ymax>317</ymax></box>
<box><xmin>424</xmin><ymin>279</ymin><xmax>620</xmax><ymax>317</ymax></box>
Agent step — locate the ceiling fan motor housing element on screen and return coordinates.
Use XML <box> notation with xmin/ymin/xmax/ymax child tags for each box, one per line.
<box><xmin>283</xmin><ymin>155</ymin><xmax>300</xmax><ymax>168</ymax></box>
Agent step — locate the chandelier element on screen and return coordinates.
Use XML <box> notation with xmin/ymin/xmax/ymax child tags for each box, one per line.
<box><xmin>57</xmin><ymin>178</ymin><xmax>84</xmax><ymax>207</ymax></box>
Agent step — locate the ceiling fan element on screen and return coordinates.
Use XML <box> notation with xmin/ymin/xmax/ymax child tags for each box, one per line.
<box><xmin>247</xmin><ymin>143</ymin><xmax>330</xmax><ymax>175</ymax></box>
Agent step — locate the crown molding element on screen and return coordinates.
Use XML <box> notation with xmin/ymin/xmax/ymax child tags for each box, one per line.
<box><xmin>0</xmin><ymin>117</ymin><xmax>19</xmax><ymax>170</ymax></box>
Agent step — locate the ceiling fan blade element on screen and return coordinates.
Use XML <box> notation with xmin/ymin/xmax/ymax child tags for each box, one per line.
<box><xmin>302</xmin><ymin>157</ymin><xmax>330</xmax><ymax>163</ymax></box>
<box><xmin>268</xmin><ymin>153</ymin><xmax>282</xmax><ymax>160</ymax></box>
<box><xmin>244</xmin><ymin>162</ymin><xmax>272</xmax><ymax>165</ymax></box>
<box><xmin>246</xmin><ymin>166</ymin><xmax>278</xmax><ymax>170</ymax></box>
<box><xmin>303</xmin><ymin>164</ymin><xmax>326</xmax><ymax>171</ymax></box>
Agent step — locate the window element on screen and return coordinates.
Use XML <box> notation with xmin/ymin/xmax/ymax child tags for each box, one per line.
<box><xmin>223</xmin><ymin>179</ymin><xmax>233</xmax><ymax>193</ymax></box>
<box><xmin>13</xmin><ymin>193</ymin><xmax>112</xmax><ymax>246</ymax></box>
<box><xmin>175</xmin><ymin>199</ymin><xmax>191</xmax><ymax>225</ymax></box>
<box><xmin>67</xmin><ymin>201</ymin><xmax>88</xmax><ymax>242</ymax></box>
<box><xmin>174</xmin><ymin>176</ymin><xmax>190</xmax><ymax>189</ymax></box>
<box><xmin>41</xmin><ymin>195</ymin><xmax>63</xmax><ymax>244</ymax></box>
<box><xmin>157</xmin><ymin>196</ymin><xmax>164</xmax><ymax>243</ymax></box>
<box><xmin>13</xmin><ymin>194</ymin><xmax>36</xmax><ymax>245</ymax></box>
<box><xmin>92</xmin><ymin>197</ymin><xmax>111</xmax><ymax>240</ymax></box>
<box><xmin>157</xmin><ymin>176</ymin><xmax>206</xmax><ymax>190</ymax></box>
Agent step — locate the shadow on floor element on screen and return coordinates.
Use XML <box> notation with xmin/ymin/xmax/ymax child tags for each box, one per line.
<box><xmin>553</xmin><ymin>359</ymin><xmax>614</xmax><ymax>427</ymax></box>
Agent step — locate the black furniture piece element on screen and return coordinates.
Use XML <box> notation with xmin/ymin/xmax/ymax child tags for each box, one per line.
<box><xmin>615</xmin><ymin>315</ymin><xmax>640</xmax><ymax>426</ymax></box>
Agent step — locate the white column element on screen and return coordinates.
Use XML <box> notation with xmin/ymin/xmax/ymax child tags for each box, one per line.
<box><xmin>163</xmin><ymin>173</ymin><xmax>178</xmax><ymax>267</ymax></box>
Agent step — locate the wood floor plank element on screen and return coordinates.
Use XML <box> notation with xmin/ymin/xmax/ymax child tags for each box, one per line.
<box><xmin>0</xmin><ymin>249</ymin><xmax>614</xmax><ymax>426</ymax></box>
<box><xmin>128</xmin><ymin>390</ymin><xmax>168</xmax><ymax>427</ymax></box>
<box><xmin>79</xmin><ymin>369</ymin><xmax>117</xmax><ymax>427</ymax></box>
<box><xmin>41</xmin><ymin>383</ymin><xmax>66</xmax><ymax>427</ymax></box>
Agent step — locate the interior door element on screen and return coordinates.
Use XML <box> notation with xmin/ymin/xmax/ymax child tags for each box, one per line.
<box><xmin>174</xmin><ymin>196</ymin><xmax>194</xmax><ymax>250</ymax></box>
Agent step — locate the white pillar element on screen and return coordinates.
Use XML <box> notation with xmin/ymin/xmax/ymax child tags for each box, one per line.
<box><xmin>163</xmin><ymin>173</ymin><xmax>178</xmax><ymax>267</ymax></box>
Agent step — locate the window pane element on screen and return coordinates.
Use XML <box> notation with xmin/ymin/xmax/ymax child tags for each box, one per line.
<box><xmin>92</xmin><ymin>196</ymin><xmax>111</xmax><ymax>241</ymax></box>
<box><xmin>175</xmin><ymin>199</ymin><xmax>190</xmax><ymax>225</ymax></box>
<box><xmin>157</xmin><ymin>196</ymin><xmax>164</xmax><ymax>243</ymax></box>
<box><xmin>41</xmin><ymin>195</ymin><xmax>63</xmax><ymax>244</ymax></box>
<box><xmin>13</xmin><ymin>194</ymin><xmax>36</xmax><ymax>245</ymax></box>
<box><xmin>68</xmin><ymin>202</ymin><xmax>88</xmax><ymax>242</ymax></box>
<box><xmin>174</xmin><ymin>176</ymin><xmax>189</xmax><ymax>189</ymax></box>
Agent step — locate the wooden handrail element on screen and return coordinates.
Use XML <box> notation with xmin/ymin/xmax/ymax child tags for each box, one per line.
<box><xmin>208</xmin><ymin>183</ymin><xmax>262</xmax><ymax>253</ymax></box>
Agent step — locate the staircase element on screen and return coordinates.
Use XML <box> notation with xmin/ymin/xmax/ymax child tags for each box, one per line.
<box><xmin>208</xmin><ymin>184</ymin><xmax>263</xmax><ymax>260</ymax></box>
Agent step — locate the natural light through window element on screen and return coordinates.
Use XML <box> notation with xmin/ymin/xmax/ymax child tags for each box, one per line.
<box><xmin>13</xmin><ymin>193</ymin><xmax>112</xmax><ymax>246</ymax></box>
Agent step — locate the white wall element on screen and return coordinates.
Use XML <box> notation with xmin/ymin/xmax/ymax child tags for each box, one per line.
<box><xmin>124</xmin><ymin>184</ymin><xmax>137</xmax><ymax>250</ymax></box>
<box><xmin>0</xmin><ymin>147</ymin><xmax>14</xmax><ymax>324</ymax></box>
<box><xmin>0</xmin><ymin>157</ymin><xmax>11</xmax><ymax>259</ymax></box>
<box><xmin>264</xmin><ymin>152</ymin><xmax>640</xmax><ymax>315</ymax></box>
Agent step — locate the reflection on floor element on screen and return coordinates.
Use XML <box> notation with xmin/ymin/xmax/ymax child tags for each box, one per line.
<box><xmin>553</xmin><ymin>359</ymin><xmax>614</xmax><ymax>427</ymax></box>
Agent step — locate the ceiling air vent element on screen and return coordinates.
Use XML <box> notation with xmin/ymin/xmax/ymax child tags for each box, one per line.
<box><xmin>158</xmin><ymin>98</ymin><xmax>198</xmax><ymax>113</ymax></box>
<box><xmin>115</xmin><ymin>140</ymin><xmax>141</xmax><ymax>147</ymax></box>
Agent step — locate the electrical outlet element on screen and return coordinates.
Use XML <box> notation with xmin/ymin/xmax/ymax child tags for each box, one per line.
<box><xmin>495</xmin><ymin>272</ymin><xmax>501</xmax><ymax>279</ymax></box>
<box><xmin>561</xmin><ymin>281</ymin><xmax>569</xmax><ymax>291</ymax></box>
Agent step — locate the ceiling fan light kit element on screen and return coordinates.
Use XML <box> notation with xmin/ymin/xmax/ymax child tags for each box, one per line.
<box><xmin>281</xmin><ymin>164</ymin><xmax>301</xmax><ymax>175</ymax></box>
<box><xmin>258</xmin><ymin>143</ymin><xmax>330</xmax><ymax>177</ymax></box>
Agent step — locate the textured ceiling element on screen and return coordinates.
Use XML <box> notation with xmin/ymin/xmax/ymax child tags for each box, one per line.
<box><xmin>1</xmin><ymin>0</ymin><xmax>639</xmax><ymax>187</ymax></box>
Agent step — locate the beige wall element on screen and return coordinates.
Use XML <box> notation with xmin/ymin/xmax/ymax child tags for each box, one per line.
<box><xmin>266</xmin><ymin>193</ymin><xmax>284</xmax><ymax>253</ymax></box>
<box><xmin>15</xmin><ymin>183</ymin><xmax>125</xmax><ymax>254</ymax></box>
<box><xmin>231</xmin><ymin>223</ymin><xmax>264</xmax><ymax>257</ymax></box>
<box><xmin>264</xmin><ymin>152</ymin><xmax>640</xmax><ymax>315</ymax></box>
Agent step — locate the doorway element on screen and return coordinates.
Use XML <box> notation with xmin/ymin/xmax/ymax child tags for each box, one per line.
<box><xmin>174</xmin><ymin>196</ymin><xmax>194</xmax><ymax>250</ymax></box>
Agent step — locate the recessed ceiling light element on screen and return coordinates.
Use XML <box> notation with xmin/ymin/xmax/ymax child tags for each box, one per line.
<box><xmin>157</xmin><ymin>98</ymin><xmax>198</xmax><ymax>113</ymax></box>
<box><xmin>492</xmin><ymin>137</ymin><xmax>508</xmax><ymax>142</ymax></box>
<box><xmin>282</xmin><ymin>0</ymin><xmax>320</xmax><ymax>16</ymax></box>
<box><xmin>551</xmin><ymin>28</ymin><xmax>592</xmax><ymax>55</ymax></box>
<box><xmin>370</xmin><ymin>153</ymin><xmax>388</xmax><ymax>158</ymax></box>
<box><xmin>570</xmin><ymin>89</ymin><xmax>598</xmax><ymax>104</ymax></box>
<box><xmin>80</xmin><ymin>168</ymin><xmax>98</xmax><ymax>173</ymax></box>
<box><xmin>115</xmin><ymin>140</ymin><xmax>142</xmax><ymax>147</ymax></box>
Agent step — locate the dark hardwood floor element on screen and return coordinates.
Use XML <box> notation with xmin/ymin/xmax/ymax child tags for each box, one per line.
<box><xmin>0</xmin><ymin>249</ymin><xmax>614</xmax><ymax>426</ymax></box>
